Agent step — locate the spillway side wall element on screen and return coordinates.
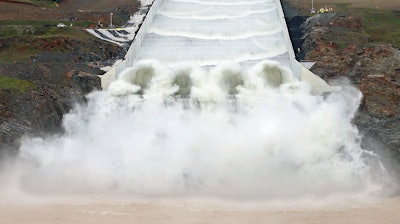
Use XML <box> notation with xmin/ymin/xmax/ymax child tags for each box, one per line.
<box><xmin>275</xmin><ymin>0</ymin><xmax>300</xmax><ymax>79</ymax></box>
<box><xmin>115</xmin><ymin>0</ymin><xmax>165</xmax><ymax>75</ymax></box>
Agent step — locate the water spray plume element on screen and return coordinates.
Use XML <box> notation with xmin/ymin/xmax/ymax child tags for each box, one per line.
<box><xmin>0</xmin><ymin>60</ymin><xmax>387</xmax><ymax>199</ymax></box>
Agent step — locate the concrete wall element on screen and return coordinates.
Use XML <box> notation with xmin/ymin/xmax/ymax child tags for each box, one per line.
<box><xmin>124</xmin><ymin>0</ymin><xmax>165</xmax><ymax>69</ymax></box>
<box><xmin>101</xmin><ymin>0</ymin><xmax>164</xmax><ymax>89</ymax></box>
<box><xmin>275</xmin><ymin>0</ymin><xmax>301</xmax><ymax>79</ymax></box>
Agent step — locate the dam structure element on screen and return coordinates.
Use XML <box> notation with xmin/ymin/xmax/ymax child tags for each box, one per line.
<box><xmin>101</xmin><ymin>0</ymin><xmax>330</xmax><ymax>94</ymax></box>
<box><xmin>11</xmin><ymin>0</ymin><xmax>380</xmax><ymax>198</ymax></box>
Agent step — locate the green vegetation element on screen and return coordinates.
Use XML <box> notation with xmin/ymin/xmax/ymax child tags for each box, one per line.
<box><xmin>0</xmin><ymin>20</ymin><xmax>92</xmax><ymax>39</ymax></box>
<box><xmin>358</xmin><ymin>9</ymin><xmax>400</xmax><ymax>47</ymax></box>
<box><xmin>335</xmin><ymin>40</ymin><xmax>347</xmax><ymax>49</ymax></box>
<box><xmin>0</xmin><ymin>26</ymin><xmax>19</xmax><ymax>37</ymax></box>
<box><xmin>11</xmin><ymin>0</ymin><xmax>56</xmax><ymax>7</ymax></box>
<box><xmin>0</xmin><ymin>20</ymin><xmax>93</xmax><ymax>64</ymax></box>
<box><xmin>334</xmin><ymin>7</ymin><xmax>400</xmax><ymax>47</ymax></box>
<box><xmin>333</xmin><ymin>30</ymin><xmax>369</xmax><ymax>47</ymax></box>
<box><xmin>0</xmin><ymin>20</ymin><xmax>90</xmax><ymax>27</ymax></box>
<box><xmin>0</xmin><ymin>44</ymin><xmax>39</xmax><ymax>64</ymax></box>
<box><xmin>334</xmin><ymin>3</ymin><xmax>352</xmax><ymax>11</ymax></box>
<box><xmin>0</xmin><ymin>76</ymin><xmax>36</xmax><ymax>93</ymax></box>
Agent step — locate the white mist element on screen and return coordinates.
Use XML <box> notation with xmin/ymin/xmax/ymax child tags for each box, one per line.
<box><xmin>7</xmin><ymin>60</ymin><xmax>385</xmax><ymax>199</ymax></box>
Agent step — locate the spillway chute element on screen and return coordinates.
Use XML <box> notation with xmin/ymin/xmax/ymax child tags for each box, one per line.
<box><xmin>158</xmin><ymin>1</ymin><xmax>276</xmax><ymax>20</ymax></box>
<box><xmin>100</xmin><ymin>0</ymin><xmax>332</xmax><ymax>95</ymax></box>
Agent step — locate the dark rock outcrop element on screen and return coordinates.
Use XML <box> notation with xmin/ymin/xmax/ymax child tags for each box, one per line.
<box><xmin>71</xmin><ymin>70</ymin><xmax>101</xmax><ymax>94</ymax></box>
<box><xmin>0</xmin><ymin>82</ymin><xmax>83</xmax><ymax>148</ymax></box>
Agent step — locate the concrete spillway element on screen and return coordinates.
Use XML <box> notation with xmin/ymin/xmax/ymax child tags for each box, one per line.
<box><xmin>101</xmin><ymin>0</ymin><xmax>331</xmax><ymax>94</ymax></box>
<box><xmin>10</xmin><ymin>0</ymin><xmax>379</xmax><ymax>198</ymax></box>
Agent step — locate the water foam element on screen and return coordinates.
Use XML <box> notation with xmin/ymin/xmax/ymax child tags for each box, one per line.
<box><xmin>137</xmin><ymin>35</ymin><xmax>288</xmax><ymax>67</ymax></box>
<box><xmin>3</xmin><ymin>60</ymin><xmax>386</xmax><ymax>199</ymax></box>
<box><xmin>158</xmin><ymin>2</ymin><xmax>276</xmax><ymax>20</ymax></box>
<box><xmin>148</xmin><ymin>14</ymin><xmax>281</xmax><ymax>39</ymax></box>
<box><xmin>170</xmin><ymin>0</ymin><xmax>270</xmax><ymax>6</ymax></box>
<box><xmin>131</xmin><ymin>0</ymin><xmax>289</xmax><ymax>71</ymax></box>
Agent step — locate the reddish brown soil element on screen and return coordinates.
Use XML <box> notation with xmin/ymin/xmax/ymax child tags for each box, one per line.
<box><xmin>0</xmin><ymin>0</ymin><xmax>140</xmax><ymax>23</ymax></box>
<box><xmin>0</xmin><ymin>0</ymin><xmax>34</xmax><ymax>5</ymax></box>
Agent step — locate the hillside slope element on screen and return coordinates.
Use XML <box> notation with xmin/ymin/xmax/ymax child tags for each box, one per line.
<box><xmin>0</xmin><ymin>0</ymin><xmax>140</xmax><ymax>25</ymax></box>
<box><xmin>0</xmin><ymin>0</ymin><xmax>141</xmax><ymax>149</ymax></box>
<box><xmin>288</xmin><ymin>0</ymin><xmax>400</xmax><ymax>13</ymax></box>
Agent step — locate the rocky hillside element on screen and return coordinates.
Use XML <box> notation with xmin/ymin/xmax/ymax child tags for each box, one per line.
<box><xmin>0</xmin><ymin>0</ymin><xmax>140</xmax><ymax>24</ymax></box>
<box><xmin>283</xmin><ymin>1</ymin><xmax>400</xmax><ymax>183</ymax></box>
<box><xmin>304</xmin><ymin>13</ymin><xmax>400</xmax><ymax>148</ymax></box>
<box><xmin>0</xmin><ymin>0</ymin><xmax>141</xmax><ymax>150</ymax></box>
<box><xmin>285</xmin><ymin>0</ymin><xmax>400</xmax><ymax>13</ymax></box>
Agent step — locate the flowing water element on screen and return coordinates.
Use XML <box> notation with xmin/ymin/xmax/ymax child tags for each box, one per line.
<box><xmin>0</xmin><ymin>61</ymin><xmax>388</xmax><ymax>198</ymax></box>
<box><xmin>0</xmin><ymin>0</ymin><xmax>398</xmax><ymax>222</ymax></box>
<box><xmin>0</xmin><ymin>61</ymin><xmax>396</xmax><ymax>223</ymax></box>
<box><xmin>126</xmin><ymin>0</ymin><xmax>295</xmax><ymax>72</ymax></box>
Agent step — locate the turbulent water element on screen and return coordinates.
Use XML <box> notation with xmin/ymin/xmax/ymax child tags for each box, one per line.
<box><xmin>0</xmin><ymin>0</ymin><xmax>390</xmax><ymax>200</ymax></box>
<box><xmin>130</xmin><ymin>0</ymin><xmax>293</xmax><ymax>70</ymax></box>
<box><xmin>0</xmin><ymin>60</ymin><xmax>387</xmax><ymax>199</ymax></box>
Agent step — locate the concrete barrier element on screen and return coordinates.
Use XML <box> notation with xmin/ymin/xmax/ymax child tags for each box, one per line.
<box><xmin>100</xmin><ymin>0</ymin><xmax>165</xmax><ymax>89</ymax></box>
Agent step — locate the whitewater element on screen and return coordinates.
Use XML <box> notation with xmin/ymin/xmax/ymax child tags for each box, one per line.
<box><xmin>0</xmin><ymin>60</ymin><xmax>387</xmax><ymax>198</ymax></box>
<box><xmin>128</xmin><ymin>0</ymin><xmax>295</xmax><ymax>69</ymax></box>
<box><xmin>0</xmin><ymin>0</ymin><xmax>398</xmax><ymax>223</ymax></box>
